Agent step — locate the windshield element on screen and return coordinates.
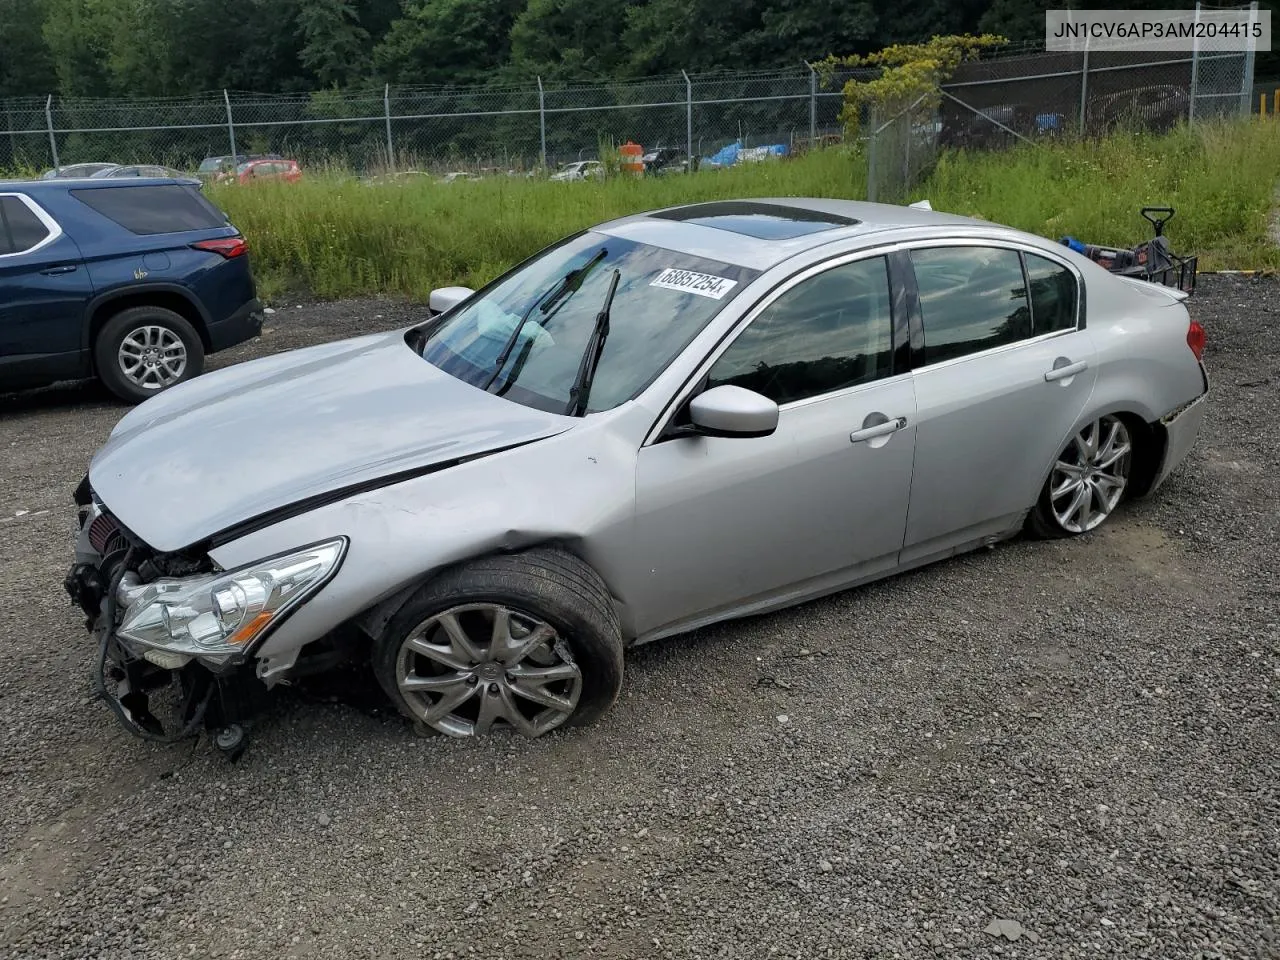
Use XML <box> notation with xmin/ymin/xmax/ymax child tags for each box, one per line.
<box><xmin>197</xmin><ymin>158</ymin><xmax>222</xmax><ymax>172</ymax></box>
<box><xmin>419</xmin><ymin>232</ymin><xmax>759</xmax><ymax>415</ymax></box>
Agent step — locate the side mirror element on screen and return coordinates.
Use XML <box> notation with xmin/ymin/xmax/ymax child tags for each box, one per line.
<box><xmin>685</xmin><ymin>385</ymin><xmax>779</xmax><ymax>438</ymax></box>
<box><xmin>428</xmin><ymin>285</ymin><xmax>475</xmax><ymax>316</ymax></box>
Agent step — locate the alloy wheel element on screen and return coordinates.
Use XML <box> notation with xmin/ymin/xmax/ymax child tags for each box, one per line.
<box><xmin>117</xmin><ymin>325</ymin><xmax>187</xmax><ymax>389</ymax></box>
<box><xmin>1049</xmin><ymin>415</ymin><xmax>1133</xmax><ymax>534</ymax></box>
<box><xmin>395</xmin><ymin>604</ymin><xmax>582</xmax><ymax>738</ymax></box>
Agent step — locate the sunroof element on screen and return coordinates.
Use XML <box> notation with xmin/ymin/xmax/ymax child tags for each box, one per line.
<box><xmin>650</xmin><ymin>201</ymin><xmax>859</xmax><ymax>240</ymax></box>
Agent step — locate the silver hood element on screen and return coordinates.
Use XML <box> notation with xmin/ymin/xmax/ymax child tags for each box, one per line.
<box><xmin>89</xmin><ymin>330</ymin><xmax>572</xmax><ymax>552</ymax></box>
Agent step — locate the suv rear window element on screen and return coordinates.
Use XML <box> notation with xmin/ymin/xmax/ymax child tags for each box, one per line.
<box><xmin>0</xmin><ymin>196</ymin><xmax>52</xmax><ymax>254</ymax></box>
<box><xmin>71</xmin><ymin>184</ymin><xmax>226</xmax><ymax>235</ymax></box>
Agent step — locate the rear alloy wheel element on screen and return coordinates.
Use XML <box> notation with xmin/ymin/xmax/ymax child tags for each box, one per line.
<box><xmin>94</xmin><ymin>306</ymin><xmax>205</xmax><ymax>403</ymax></box>
<box><xmin>372</xmin><ymin>548</ymin><xmax>624</xmax><ymax>739</ymax></box>
<box><xmin>1029</xmin><ymin>415</ymin><xmax>1133</xmax><ymax>537</ymax></box>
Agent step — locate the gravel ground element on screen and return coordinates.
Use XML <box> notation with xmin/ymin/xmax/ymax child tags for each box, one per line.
<box><xmin>0</xmin><ymin>279</ymin><xmax>1276</xmax><ymax>960</ymax></box>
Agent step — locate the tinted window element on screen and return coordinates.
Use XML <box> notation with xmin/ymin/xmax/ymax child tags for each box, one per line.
<box><xmin>1025</xmin><ymin>253</ymin><xmax>1078</xmax><ymax>334</ymax></box>
<box><xmin>71</xmin><ymin>185</ymin><xmax>225</xmax><ymax>235</ymax></box>
<box><xmin>911</xmin><ymin>247</ymin><xmax>1031</xmax><ymax>364</ymax></box>
<box><xmin>0</xmin><ymin>196</ymin><xmax>51</xmax><ymax>254</ymax></box>
<box><xmin>706</xmin><ymin>257</ymin><xmax>895</xmax><ymax>405</ymax></box>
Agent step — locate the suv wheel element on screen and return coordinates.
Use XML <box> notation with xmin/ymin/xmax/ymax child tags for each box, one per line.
<box><xmin>94</xmin><ymin>306</ymin><xmax>205</xmax><ymax>403</ymax></box>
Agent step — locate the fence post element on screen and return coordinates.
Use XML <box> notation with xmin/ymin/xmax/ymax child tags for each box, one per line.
<box><xmin>6</xmin><ymin>105</ymin><xmax>17</xmax><ymax>167</ymax></box>
<box><xmin>537</xmin><ymin>76</ymin><xmax>547</xmax><ymax>168</ymax></box>
<box><xmin>1078</xmin><ymin>37</ymin><xmax>1090</xmax><ymax>134</ymax></box>
<box><xmin>682</xmin><ymin>69</ymin><xmax>693</xmax><ymax>174</ymax></box>
<box><xmin>1189</xmin><ymin>2</ymin><xmax>1202</xmax><ymax>124</ymax></box>
<box><xmin>44</xmin><ymin>94</ymin><xmax>60</xmax><ymax>169</ymax></box>
<box><xmin>807</xmin><ymin>61</ymin><xmax>817</xmax><ymax>144</ymax></box>
<box><xmin>866</xmin><ymin>110</ymin><xmax>877</xmax><ymax>203</ymax></box>
<box><xmin>383</xmin><ymin>83</ymin><xmax>395</xmax><ymax>172</ymax></box>
<box><xmin>223</xmin><ymin>89</ymin><xmax>237</xmax><ymax>160</ymax></box>
<box><xmin>1241</xmin><ymin>2</ymin><xmax>1259</xmax><ymax>114</ymax></box>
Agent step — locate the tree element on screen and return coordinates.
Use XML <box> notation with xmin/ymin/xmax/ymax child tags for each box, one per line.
<box><xmin>297</xmin><ymin>0</ymin><xmax>372</xmax><ymax>87</ymax></box>
<box><xmin>0</xmin><ymin>0</ymin><xmax>56</xmax><ymax>97</ymax></box>
<box><xmin>374</xmin><ymin>0</ymin><xmax>526</xmax><ymax>86</ymax></box>
<box><xmin>507</xmin><ymin>0</ymin><xmax>644</xmax><ymax>81</ymax></box>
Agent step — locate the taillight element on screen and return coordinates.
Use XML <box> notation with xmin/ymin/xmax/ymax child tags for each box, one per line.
<box><xmin>192</xmin><ymin>236</ymin><xmax>247</xmax><ymax>259</ymax></box>
<box><xmin>1186</xmin><ymin>319</ymin><xmax>1206</xmax><ymax>362</ymax></box>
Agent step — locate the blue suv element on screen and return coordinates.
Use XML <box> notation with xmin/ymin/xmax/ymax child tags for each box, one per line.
<box><xmin>1</xmin><ymin>177</ymin><xmax>261</xmax><ymax>403</ymax></box>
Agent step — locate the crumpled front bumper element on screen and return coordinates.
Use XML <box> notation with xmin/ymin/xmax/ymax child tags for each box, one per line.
<box><xmin>64</xmin><ymin>479</ymin><xmax>272</xmax><ymax>743</ymax></box>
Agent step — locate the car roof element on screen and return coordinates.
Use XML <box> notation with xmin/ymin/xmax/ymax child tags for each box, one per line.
<box><xmin>0</xmin><ymin>175</ymin><xmax>201</xmax><ymax>191</ymax></box>
<box><xmin>593</xmin><ymin>197</ymin><xmax>1032</xmax><ymax>271</ymax></box>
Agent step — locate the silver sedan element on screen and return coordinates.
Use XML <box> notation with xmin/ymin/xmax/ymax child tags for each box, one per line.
<box><xmin>66</xmin><ymin>198</ymin><xmax>1209</xmax><ymax>749</ymax></box>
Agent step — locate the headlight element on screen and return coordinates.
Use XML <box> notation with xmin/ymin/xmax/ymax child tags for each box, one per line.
<box><xmin>117</xmin><ymin>539</ymin><xmax>347</xmax><ymax>662</ymax></box>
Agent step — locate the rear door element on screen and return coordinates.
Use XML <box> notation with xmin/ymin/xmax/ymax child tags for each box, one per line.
<box><xmin>0</xmin><ymin>192</ymin><xmax>93</xmax><ymax>386</ymax></box>
<box><xmin>900</xmin><ymin>242</ymin><xmax>1097</xmax><ymax>562</ymax></box>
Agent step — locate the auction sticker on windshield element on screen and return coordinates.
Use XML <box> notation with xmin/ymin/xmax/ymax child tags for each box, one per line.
<box><xmin>650</xmin><ymin>268</ymin><xmax>738</xmax><ymax>300</ymax></box>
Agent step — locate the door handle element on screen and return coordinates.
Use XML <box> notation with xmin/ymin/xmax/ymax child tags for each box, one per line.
<box><xmin>850</xmin><ymin>416</ymin><xmax>907</xmax><ymax>443</ymax></box>
<box><xmin>1044</xmin><ymin>359</ymin><xmax>1088</xmax><ymax>382</ymax></box>
<box><xmin>40</xmin><ymin>264</ymin><xmax>77</xmax><ymax>275</ymax></box>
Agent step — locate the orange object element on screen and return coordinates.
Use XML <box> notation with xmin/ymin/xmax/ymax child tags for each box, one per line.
<box><xmin>619</xmin><ymin>141</ymin><xmax>644</xmax><ymax>176</ymax></box>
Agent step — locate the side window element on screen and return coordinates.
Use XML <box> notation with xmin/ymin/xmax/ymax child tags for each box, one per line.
<box><xmin>71</xmin><ymin>185</ymin><xmax>225</xmax><ymax>235</ymax></box>
<box><xmin>705</xmin><ymin>256</ymin><xmax>895</xmax><ymax>405</ymax></box>
<box><xmin>911</xmin><ymin>246</ymin><xmax>1031</xmax><ymax>364</ymax></box>
<box><xmin>0</xmin><ymin>196</ymin><xmax>52</xmax><ymax>255</ymax></box>
<box><xmin>1024</xmin><ymin>252</ymin><xmax>1078</xmax><ymax>334</ymax></box>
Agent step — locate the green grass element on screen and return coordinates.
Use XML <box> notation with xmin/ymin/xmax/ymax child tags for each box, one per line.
<box><xmin>207</xmin><ymin>120</ymin><xmax>1280</xmax><ymax>301</ymax></box>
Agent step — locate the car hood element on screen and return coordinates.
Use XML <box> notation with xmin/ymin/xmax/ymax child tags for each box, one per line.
<box><xmin>89</xmin><ymin>329</ymin><xmax>573</xmax><ymax>552</ymax></box>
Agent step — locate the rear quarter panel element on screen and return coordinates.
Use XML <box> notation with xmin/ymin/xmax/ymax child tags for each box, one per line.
<box><xmin>1075</xmin><ymin>269</ymin><xmax>1204</xmax><ymax>426</ymax></box>
<box><xmin>40</xmin><ymin>188</ymin><xmax>253</xmax><ymax>340</ymax></box>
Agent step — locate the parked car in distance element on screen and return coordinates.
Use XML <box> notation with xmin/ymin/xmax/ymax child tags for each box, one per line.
<box><xmin>40</xmin><ymin>163</ymin><xmax>121</xmax><ymax>180</ymax></box>
<box><xmin>64</xmin><ymin>198</ymin><xmax>1209</xmax><ymax>752</ymax></box>
<box><xmin>642</xmin><ymin>147</ymin><xmax>688</xmax><ymax>175</ymax></box>
<box><xmin>549</xmin><ymin>159</ymin><xmax>604</xmax><ymax>182</ymax></box>
<box><xmin>1</xmin><ymin>177</ymin><xmax>262</xmax><ymax>402</ymax></box>
<box><xmin>236</xmin><ymin>158</ymin><xmax>302</xmax><ymax>184</ymax></box>
<box><xmin>438</xmin><ymin>171</ymin><xmax>481</xmax><ymax>184</ymax></box>
<box><xmin>196</xmin><ymin>154</ymin><xmax>285</xmax><ymax>184</ymax></box>
<box><xmin>91</xmin><ymin>164</ymin><xmax>191</xmax><ymax>180</ymax></box>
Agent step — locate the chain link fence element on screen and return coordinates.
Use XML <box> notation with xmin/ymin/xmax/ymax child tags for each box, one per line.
<box><xmin>1</xmin><ymin>17</ymin><xmax>1261</xmax><ymax>197</ymax></box>
<box><xmin>0</xmin><ymin>68</ymin><xmax>854</xmax><ymax>177</ymax></box>
<box><xmin>867</xmin><ymin>4</ymin><xmax>1262</xmax><ymax>203</ymax></box>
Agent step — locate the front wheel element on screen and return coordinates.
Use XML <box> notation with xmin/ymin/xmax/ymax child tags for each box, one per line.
<box><xmin>94</xmin><ymin>306</ymin><xmax>205</xmax><ymax>403</ymax></box>
<box><xmin>1027</xmin><ymin>414</ymin><xmax>1134</xmax><ymax>538</ymax></box>
<box><xmin>372</xmin><ymin>548</ymin><xmax>624</xmax><ymax>739</ymax></box>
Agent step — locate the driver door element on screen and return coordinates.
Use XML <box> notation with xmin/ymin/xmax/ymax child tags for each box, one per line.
<box><xmin>630</xmin><ymin>254</ymin><xmax>917</xmax><ymax>639</ymax></box>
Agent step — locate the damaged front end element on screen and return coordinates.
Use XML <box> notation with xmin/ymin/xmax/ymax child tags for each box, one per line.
<box><xmin>65</xmin><ymin>475</ymin><xmax>347</xmax><ymax>754</ymax></box>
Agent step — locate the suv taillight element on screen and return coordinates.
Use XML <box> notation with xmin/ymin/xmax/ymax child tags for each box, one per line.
<box><xmin>192</xmin><ymin>236</ymin><xmax>247</xmax><ymax>258</ymax></box>
<box><xmin>1186</xmin><ymin>319</ymin><xmax>1206</xmax><ymax>362</ymax></box>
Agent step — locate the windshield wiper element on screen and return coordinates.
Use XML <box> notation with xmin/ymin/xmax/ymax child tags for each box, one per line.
<box><xmin>482</xmin><ymin>248</ymin><xmax>607</xmax><ymax>391</ymax></box>
<box><xmin>565</xmin><ymin>268</ymin><xmax>620</xmax><ymax>417</ymax></box>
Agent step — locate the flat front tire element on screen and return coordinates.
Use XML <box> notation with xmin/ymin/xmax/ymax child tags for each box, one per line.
<box><xmin>94</xmin><ymin>306</ymin><xmax>205</xmax><ymax>404</ymax></box>
<box><xmin>372</xmin><ymin>548</ymin><xmax>624</xmax><ymax>739</ymax></box>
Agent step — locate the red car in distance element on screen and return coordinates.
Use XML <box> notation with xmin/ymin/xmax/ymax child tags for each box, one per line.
<box><xmin>236</xmin><ymin>158</ymin><xmax>302</xmax><ymax>184</ymax></box>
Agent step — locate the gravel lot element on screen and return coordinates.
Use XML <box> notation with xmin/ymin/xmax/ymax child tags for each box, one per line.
<box><xmin>1</xmin><ymin>278</ymin><xmax>1276</xmax><ymax>960</ymax></box>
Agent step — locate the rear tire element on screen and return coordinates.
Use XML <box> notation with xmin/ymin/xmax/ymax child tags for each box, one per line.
<box><xmin>1026</xmin><ymin>414</ymin><xmax>1134</xmax><ymax>538</ymax></box>
<box><xmin>372</xmin><ymin>548</ymin><xmax>624</xmax><ymax>739</ymax></box>
<box><xmin>94</xmin><ymin>306</ymin><xmax>204</xmax><ymax>404</ymax></box>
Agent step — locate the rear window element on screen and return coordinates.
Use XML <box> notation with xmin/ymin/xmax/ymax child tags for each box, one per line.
<box><xmin>197</xmin><ymin>158</ymin><xmax>222</xmax><ymax>172</ymax></box>
<box><xmin>71</xmin><ymin>184</ymin><xmax>227</xmax><ymax>235</ymax></box>
<box><xmin>0</xmin><ymin>196</ymin><xmax>52</xmax><ymax>254</ymax></box>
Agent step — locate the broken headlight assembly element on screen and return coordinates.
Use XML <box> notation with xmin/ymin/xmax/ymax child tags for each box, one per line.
<box><xmin>116</xmin><ymin>539</ymin><xmax>347</xmax><ymax>664</ymax></box>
